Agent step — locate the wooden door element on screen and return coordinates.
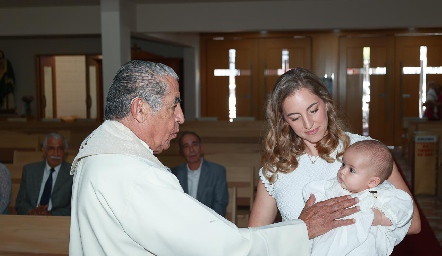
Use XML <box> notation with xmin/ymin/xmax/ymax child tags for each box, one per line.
<box><xmin>339</xmin><ymin>36</ymin><xmax>395</xmax><ymax>145</ymax></box>
<box><xmin>258</xmin><ymin>37</ymin><xmax>312</xmax><ymax>119</ymax></box>
<box><xmin>201</xmin><ymin>36</ymin><xmax>311</xmax><ymax>121</ymax></box>
<box><xmin>395</xmin><ymin>35</ymin><xmax>442</xmax><ymax>145</ymax></box>
<box><xmin>203</xmin><ymin>39</ymin><xmax>259</xmax><ymax>120</ymax></box>
<box><xmin>85</xmin><ymin>56</ymin><xmax>103</xmax><ymax>120</ymax></box>
<box><xmin>36</xmin><ymin>55</ymin><xmax>103</xmax><ymax>121</ymax></box>
<box><xmin>36</xmin><ymin>56</ymin><xmax>57</xmax><ymax>119</ymax></box>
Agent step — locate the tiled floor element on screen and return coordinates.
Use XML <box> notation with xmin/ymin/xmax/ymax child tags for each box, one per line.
<box><xmin>392</xmin><ymin>148</ymin><xmax>442</xmax><ymax>247</ymax></box>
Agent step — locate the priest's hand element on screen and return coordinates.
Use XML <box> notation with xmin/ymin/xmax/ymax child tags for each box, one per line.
<box><xmin>299</xmin><ymin>194</ymin><xmax>359</xmax><ymax>239</ymax></box>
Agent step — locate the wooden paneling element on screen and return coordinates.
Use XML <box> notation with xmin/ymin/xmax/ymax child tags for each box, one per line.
<box><xmin>339</xmin><ymin>36</ymin><xmax>395</xmax><ymax>145</ymax></box>
<box><xmin>0</xmin><ymin>215</ymin><xmax>70</xmax><ymax>255</ymax></box>
<box><xmin>258</xmin><ymin>37</ymin><xmax>312</xmax><ymax>119</ymax></box>
<box><xmin>201</xmin><ymin>33</ymin><xmax>311</xmax><ymax>121</ymax></box>
<box><xmin>204</xmin><ymin>39</ymin><xmax>258</xmax><ymax>120</ymax></box>
<box><xmin>395</xmin><ymin>35</ymin><xmax>442</xmax><ymax>145</ymax></box>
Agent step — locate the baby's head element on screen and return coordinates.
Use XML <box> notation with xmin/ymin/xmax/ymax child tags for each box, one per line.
<box><xmin>337</xmin><ymin>140</ymin><xmax>393</xmax><ymax>193</ymax></box>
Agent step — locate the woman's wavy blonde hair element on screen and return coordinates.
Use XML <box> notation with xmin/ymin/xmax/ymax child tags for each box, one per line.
<box><xmin>262</xmin><ymin>68</ymin><xmax>350</xmax><ymax>183</ymax></box>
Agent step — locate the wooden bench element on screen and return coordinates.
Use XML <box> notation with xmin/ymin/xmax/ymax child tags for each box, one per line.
<box><xmin>205</xmin><ymin>152</ymin><xmax>261</xmax><ymax>187</ymax></box>
<box><xmin>13</xmin><ymin>150</ymin><xmax>77</xmax><ymax>165</ymax></box>
<box><xmin>5</xmin><ymin>164</ymin><xmax>24</xmax><ymax>215</ymax></box>
<box><xmin>0</xmin><ymin>215</ymin><xmax>70</xmax><ymax>255</ymax></box>
<box><xmin>156</xmin><ymin>155</ymin><xmax>185</xmax><ymax>169</ymax></box>
<box><xmin>177</xmin><ymin>120</ymin><xmax>267</xmax><ymax>143</ymax></box>
<box><xmin>0</xmin><ymin>131</ymin><xmax>40</xmax><ymax>163</ymax></box>
<box><xmin>225</xmin><ymin>166</ymin><xmax>256</xmax><ymax>208</ymax></box>
<box><xmin>161</xmin><ymin>142</ymin><xmax>261</xmax><ymax>156</ymax></box>
<box><xmin>0</xmin><ymin>129</ymin><xmax>83</xmax><ymax>164</ymax></box>
<box><xmin>225</xmin><ymin>186</ymin><xmax>237</xmax><ymax>224</ymax></box>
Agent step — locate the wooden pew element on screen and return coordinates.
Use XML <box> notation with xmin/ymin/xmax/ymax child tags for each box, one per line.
<box><xmin>225</xmin><ymin>166</ymin><xmax>255</xmax><ymax>228</ymax></box>
<box><xmin>158</xmin><ymin>153</ymin><xmax>260</xmax><ymax>171</ymax></box>
<box><xmin>0</xmin><ymin>215</ymin><xmax>70</xmax><ymax>255</ymax></box>
<box><xmin>225</xmin><ymin>166</ymin><xmax>256</xmax><ymax>209</ymax></box>
<box><xmin>204</xmin><ymin>153</ymin><xmax>261</xmax><ymax>170</ymax></box>
<box><xmin>13</xmin><ymin>150</ymin><xmax>44</xmax><ymax>165</ymax></box>
<box><xmin>0</xmin><ymin>129</ymin><xmax>79</xmax><ymax>164</ymax></box>
<box><xmin>0</xmin><ymin>131</ymin><xmax>40</xmax><ymax>163</ymax></box>
<box><xmin>13</xmin><ymin>150</ymin><xmax>77</xmax><ymax>165</ymax></box>
<box><xmin>178</xmin><ymin>120</ymin><xmax>267</xmax><ymax>143</ymax></box>
<box><xmin>161</xmin><ymin>142</ymin><xmax>261</xmax><ymax>156</ymax></box>
<box><xmin>0</xmin><ymin>121</ymin><xmax>99</xmax><ymax>156</ymax></box>
<box><xmin>225</xmin><ymin>186</ymin><xmax>237</xmax><ymax>225</ymax></box>
<box><xmin>156</xmin><ymin>155</ymin><xmax>184</xmax><ymax>169</ymax></box>
<box><xmin>5</xmin><ymin>164</ymin><xmax>24</xmax><ymax>215</ymax></box>
<box><xmin>0</xmin><ymin>131</ymin><xmax>40</xmax><ymax>149</ymax></box>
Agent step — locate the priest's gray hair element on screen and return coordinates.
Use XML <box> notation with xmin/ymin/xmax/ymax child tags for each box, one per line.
<box><xmin>104</xmin><ymin>60</ymin><xmax>179</xmax><ymax>120</ymax></box>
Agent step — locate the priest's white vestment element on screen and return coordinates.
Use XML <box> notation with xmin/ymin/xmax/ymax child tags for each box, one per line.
<box><xmin>69</xmin><ymin>120</ymin><xmax>310</xmax><ymax>256</ymax></box>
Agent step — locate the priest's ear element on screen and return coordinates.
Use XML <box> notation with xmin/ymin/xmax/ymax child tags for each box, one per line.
<box><xmin>130</xmin><ymin>97</ymin><xmax>151</xmax><ymax>123</ymax></box>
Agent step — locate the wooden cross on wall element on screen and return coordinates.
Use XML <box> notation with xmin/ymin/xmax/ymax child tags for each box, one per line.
<box><xmin>402</xmin><ymin>46</ymin><xmax>442</xmax><ymax>117</ymax></box>
<box><xmin>346</xmin><ymin>47</ymin><xmax>386</xmax><ymax>136</ymax></box>
<box><xmin>213</xmin><ymin>49</ymin><xmax>251</xmax><ymax>121</ymax></box>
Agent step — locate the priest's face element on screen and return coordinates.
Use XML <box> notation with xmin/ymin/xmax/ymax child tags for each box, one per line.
<box><xmin>149</xmin><ymin>76</ymin><xmax>184</xmax><ymax>154</ymax></box>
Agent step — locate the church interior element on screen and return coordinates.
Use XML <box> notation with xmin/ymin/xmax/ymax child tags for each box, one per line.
<box><xmin>0</xmin><ymin>0</ymin><xmax>441</xmax><ymax>254</ymax></box>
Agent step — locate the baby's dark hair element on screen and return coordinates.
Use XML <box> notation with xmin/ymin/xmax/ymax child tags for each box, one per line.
<box><xmin>349</xmin><ymin>140</ymin><xmax>393</xmax><ymax>182</ymax></box>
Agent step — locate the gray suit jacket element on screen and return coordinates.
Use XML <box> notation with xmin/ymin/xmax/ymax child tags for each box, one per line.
<box><xmin>172</xmin><ymin>159</ymin><xmax>228</xmax><ymax>217</ymax></box>
<box><xmin>15</xmin><ymin>161</ymin><xmax>73</xmax><ymax>216</ymax></box>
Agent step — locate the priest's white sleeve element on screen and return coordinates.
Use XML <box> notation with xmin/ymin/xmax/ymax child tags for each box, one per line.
<box><xmin>70</xmin><ymin>155</ymin><xmax>311</xmax><ymax>256</ymax></box>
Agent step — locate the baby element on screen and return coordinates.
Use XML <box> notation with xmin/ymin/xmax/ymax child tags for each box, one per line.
<box><xmin>303</xmin><ymin>140</ymin><xmax>413</xmax><ymax>256</ymax></box>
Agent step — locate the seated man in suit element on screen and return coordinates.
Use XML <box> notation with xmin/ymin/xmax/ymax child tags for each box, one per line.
<box><xmin>172</xmin><ymin>131</ymin><xmax>229</xmax><ymax>217</ymax></box>
<box><xmin>15</xmin><ymin>132</ymin><xmax>73</xmax><ymax>216</ymax></box>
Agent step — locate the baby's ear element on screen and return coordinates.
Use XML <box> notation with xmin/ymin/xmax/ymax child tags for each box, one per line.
<box><xmin>368</xmin><ymin>177</ymin><xmax>381</xmax><ymax>188</ymax></box>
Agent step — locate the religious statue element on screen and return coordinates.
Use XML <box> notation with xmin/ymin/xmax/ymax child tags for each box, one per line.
<box><xmin>0</xmin><ymin>50</ymin><xmax>16</xmax><ymax>111</ymax></box>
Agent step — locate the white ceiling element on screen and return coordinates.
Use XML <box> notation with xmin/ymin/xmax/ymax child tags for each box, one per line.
<box><xmin>0</xmin><ymin>0</ymin><xmax>290</xmax><ymax>8</ymax></box>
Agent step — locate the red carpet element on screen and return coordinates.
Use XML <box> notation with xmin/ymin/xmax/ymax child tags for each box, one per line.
<box><xmin>391</xmin><ymin>206</ymin><xmax>442</xmax><ymax>256</ymax></box>
<box><xmin>391</xmin><ymin>159</ymin><xmax>442</xmax><ymax>256</ymax></box>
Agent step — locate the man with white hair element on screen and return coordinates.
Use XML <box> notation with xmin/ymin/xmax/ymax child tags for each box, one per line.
<box><xmin>15</xmin><ymin>132</ymin><xmax>72</xmax><ymax>215</ymax></box>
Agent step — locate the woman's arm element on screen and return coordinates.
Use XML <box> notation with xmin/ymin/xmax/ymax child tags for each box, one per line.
<box><xmin>387</xmin><ymin>162</ymin><xmax>421</xmax><ymax>234</ymax></box>
<box><xmin>248</xmin><ymin>182</ymin><xmax>278</xmax><ymax>227</ymax></box>
<box><xmin>372</xmin><ymin>208</ymin><xmax>392</xmax><ymax>226</ymax></box>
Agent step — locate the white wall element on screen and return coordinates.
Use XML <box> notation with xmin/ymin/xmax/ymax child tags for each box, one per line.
<box><xmin>0</xmin><ymin>6</ymin><xmax>101</xmax><ymax>36</ymax></box>
<box><xmin>1</xmin><ymin>1</ymin><xmax>442</xmax><ymax>36</ymax></box>
<box><xmin>1</xmin><ymin>0</ymin><xmax>441</xmax><ymax>120</ymax></box>
<box><xmin>135</xmin><ymin>0</ymin><xmax>442</xmax><ymax>32</ymax></box>
<box><xmin>0</xmin><ymin>37</ymin><xmax>102</xmax><ymax>116</ymax></box>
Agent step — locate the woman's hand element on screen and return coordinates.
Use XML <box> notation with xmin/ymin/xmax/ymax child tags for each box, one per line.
<box><xmin>372</xmin><ymin>208</ymin><xmax>392</xmax><ymax>226</ymax></box>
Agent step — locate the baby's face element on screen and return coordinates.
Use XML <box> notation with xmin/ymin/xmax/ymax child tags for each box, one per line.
<box><xmin>337</xmin><ymin>148</ymin><xmax>374</xmax><ymax>193</ymax></box>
